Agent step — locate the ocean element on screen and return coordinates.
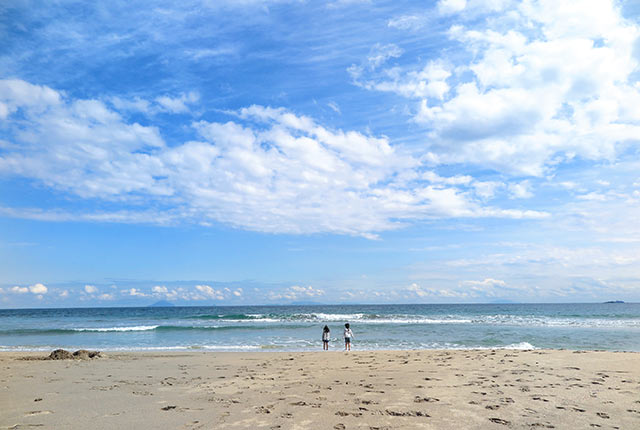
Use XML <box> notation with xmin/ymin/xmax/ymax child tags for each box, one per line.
<box><xmin>1</xmin><ymin>303</ymin><xmax>639</xmax><ymax>352</ymax></box>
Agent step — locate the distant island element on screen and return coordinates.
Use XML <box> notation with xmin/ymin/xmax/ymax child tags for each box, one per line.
<box><xmin>603</xmin><ymin>300</ymin><xmax>625</xmax><ymax>304</ymax></box>
<box><xmin>148</xmin><ymin>300</ymin><xmax>175</xmax><ymax>307</ymax></box>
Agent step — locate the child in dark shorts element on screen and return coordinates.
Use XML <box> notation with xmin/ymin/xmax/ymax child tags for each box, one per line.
<box><xmin>322</xmin><ymin>325</ymin><xmax>330</xmax><ymax>350</ymax></box>
<box><xmin>343</xmin><ymin>323</ymin><xmax>354</xmax><ymax>351</ymax></box>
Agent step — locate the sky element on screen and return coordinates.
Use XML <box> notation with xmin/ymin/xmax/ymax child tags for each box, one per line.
<box><xmin>1</xmin><ymin>0</ymin><xmax>640</xmax><ymax>307</ymax></box>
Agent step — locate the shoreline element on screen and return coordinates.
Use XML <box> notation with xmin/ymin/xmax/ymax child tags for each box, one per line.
<box><xmin>2</xmin><ymin>343</ymin><xmax>640</xmax><ymax>353</ymax></box>
<box><xmin>2</xmin><ymin>349</ymin><xmax>640</xmax><ymax>429</ymax></box>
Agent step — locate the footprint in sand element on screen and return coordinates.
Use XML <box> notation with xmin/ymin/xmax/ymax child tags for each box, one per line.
<box><xmin>414</xmin><ymin>396</ymin><xmax>439</xmax><ymax>403</ymax></box>
<box><xmin>488</xmin><ymin>418</ymin><xmax>510</xmax><ymax>425</ymax></box>
<box><xmin>25</xmin><ymin>410</ymin><xmax>53</xmax><ymax>416</ymax></box>
<box><xmin>9</xmin><ymin>425</ymin><xmax>46</xmax><ymax>429</ymax></box>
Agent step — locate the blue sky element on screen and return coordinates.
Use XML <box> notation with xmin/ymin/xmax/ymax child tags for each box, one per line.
<box><xmin>1</xmin><ymin>0</ymin><xmax>640</xmax><ymax>307</ymax></box>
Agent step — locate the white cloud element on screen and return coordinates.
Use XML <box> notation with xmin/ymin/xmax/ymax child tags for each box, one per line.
<box><xmin>0</xmin><ymin>80</ymin><xmax>165</xmax><ymax>200</ymax></box>
<box><xmin>388</xmin><ymin>15</ymin><xmax>428</xmax><ymax>31</ymax></box>
<box><xmin>406</xmin><ymin>282</ymin><xmax>430</xmax><ymax>297</ymax></box>
<box><xmin>154</xmin><ymin>91</ymin><xmax>199</xmax><ymax>114</ymax></box>
<box><xmin>367</xmin><ymin>43</ymin><xmax>403</xmax><ymax>70</ymax></box>
<box><xmin>290</xmin><ymin>285</ymin><xmax>325</xmax><ymax>297</ymax></box>
<box><xmin>0</xmin><ymin>79</ymin><xmax>61</xmax><ymax>119</ymax></box>
<box><xmin>184</xmin><ymin>46</ymin><xmax>238</xmax><ymax>60</ymax></box>
<box><xmin>352</xmin><ymin>59</ymin><xmax>451</xmax><ymax>100</ymax></box>
<box><xmin>577</xmin><ymin>192</ymin><xmax>608</xmax><ymax>201</ymax></box>
<box><xmin>84</xmin><ymin>285</ymin><xmax>98</xmax><ymax>294</ymax></box>
<box><xmin>10</xmin><ymin>286</ymin><xmax>29</xmax><ymax>294</ymax></box>
<box><xmin>461</xmin><ymin>278</ymin><xmax>507</xmax><ymax>290</ymax></box>
<box><xmin>108</xmin><ymin>96</ymin><xmax>151</xmax><ymax>114</ymax></box>
<box><xmin>152</xmin><ymin>285</ymin><xmax>168</xmax><ymax>294</ymax></box>
<box><xmin>472</xmin><ymin>181</ymin><xmax>502</xmax><ymax>200</ymax></box>
<box><xmin>268</xmin><ymin>285</ymin><xmax>325</xmax><ymax>301</ymax></box>
<box><xmin>59</xmin><ymin>290</ymin><xmax>69</xmax><ymax>298</ymax></box>
<box><xmin>28</xmin><ymin>283</ymin><xmax>48</xmax><ymax>294</ymax></box>
<box><xmin>508</xmin><ymin>180</ymin><xmax>533</xmax><ymax>199</ymax></box>
<box><xmin>405</xmin><ymin>282</ymin><xmax>471</xmax><ymax>299</ymax></box>
<box><xmin>98</xmin><ymin>293</ymin><xmax>114</xmax><ymax>300</ymax></box>
<box><xmin>327</xmin><ymin>101</ymin><xmax>341</xmax><ymax>114</ymax></box>
<box><xmin>438</xmin><ymin>0</ymin><xmax>467</xmax><ymax>15</ymax></box>
<box><xmin>358</xmin><ymin>0</ymin><xmax>640</xmax><ymax>177</ymax></box>
<box><xmin>195</xmin><ymin>284</ymin><xmax>225</xmax><ymax>300</ymax></box>
<box><xmin>125</xmin><ymin>288</ymin><xmax>148</xmax><ymax>297</ymax></box>
<box><xmin>0</xmin><ymin>79</ymin><xmax>549</xmax><ymax>239</ymax></box>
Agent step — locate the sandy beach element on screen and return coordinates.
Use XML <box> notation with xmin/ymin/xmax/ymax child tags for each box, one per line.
<box><xmin>1</xmin><ymin>349</ymin><xmax>639</xmax><ymax>429</ymax></box>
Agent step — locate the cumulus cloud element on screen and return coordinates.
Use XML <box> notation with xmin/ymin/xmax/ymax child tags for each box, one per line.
<box><xmin>508</xmin><ymin>181</ymin><xmax>533</xmax><ymax>199</ymax></box>
<box><xmin>28</xmin><ymin>283</ymin><xmax>48</xmax><ymax>294</ymax></box>
<box><xmin>461</xmin><ymin>278</ymin><xmax>506</xmax><ymax>288</ymax></box>
<box><xmin>268</xmin><ymin>285</ymin><xmax>325</xmax><ymax>301</ymax></box>
<box><xmin>438</xmin><ymin>0</ymin><xmax>467</xmax><ymax>15</ymax></box>
<box><xmin>9</xmin><ymin>284</ymin><xmax>47</xmax><ymax>294</ymax></box>
<box><xmin>0</xmin><ymin>80</ymin><xmax>547</xmax><ymax>238</ymax></box>
<box><xmin>404</xmin><ymin>282</ymin><xmax>471</xmax><ymax>299</ymax></box>
<box><xmin>290</xmin><ymin>285</ymin><xmax>325</xmax><ymax>297</ymax></box>
<box><xmin>84</xmin><ymin>285</ymin><xmax>98</xmax><ymax>294</ymax></box>
<box><xmin>356</xmin><ymin>0</ymin><xmax>640</xmax><ymax>177</ymax></box>
<box><xmin>195</xmin><ymin>284</ymin><xmax>225</xmax><ymax>300</ymax></box>
<box><xmin>125</xmin><ymin>288</ymin><xmax>148</xmax><ymax>297</ymax></box>
<box><xmin>152</xmin><ymin>285</ymin><xmax>168</xmax><ymax>294</ymax></box>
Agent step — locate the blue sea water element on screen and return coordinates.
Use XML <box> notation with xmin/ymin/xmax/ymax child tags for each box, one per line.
<box><xmin>1</xmin><ymin>303</ymin><xmax>639</xmax><ymax>352</ymax></box>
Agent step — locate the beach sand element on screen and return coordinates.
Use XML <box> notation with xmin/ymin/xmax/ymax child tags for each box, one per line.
<box><xmin>1</xmin><ymin>349</ymin><xmax>639</xmax><ymax>429</ymax></box>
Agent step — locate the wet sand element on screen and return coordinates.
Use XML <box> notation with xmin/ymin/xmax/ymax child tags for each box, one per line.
<box><xmin>1</xmin><ymin>349</ymin><xmax>639</xmax><ymax>429</ymax></box>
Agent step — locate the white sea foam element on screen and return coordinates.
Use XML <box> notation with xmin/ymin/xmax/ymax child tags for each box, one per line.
<box><xmin>199</xmin><ymin>345</ymin><xmax>262</xmax><ymax>350</ymax></box>
<box><xmin>72</xmin><ymin>325</ymin><xmax>159</xmax><ymax>332</ymax></box>
<box><xmin>478</xmin><ymin>315</ymin><xmax>640</xmax><ymax>328</ymax></box>
<box><xmin>244</xmin><ymin>313</ymin><xmax>473</xmax><ymax>324</ymax></box>
<box><xmin>312</xmin><ymin>313</ymin><xmax>366</xmax><ymax>321</ymax></box>
<box><xmin>224</xmin><ymin>318</ymin><xmax>281</xmax><ymax>323</ymax></box>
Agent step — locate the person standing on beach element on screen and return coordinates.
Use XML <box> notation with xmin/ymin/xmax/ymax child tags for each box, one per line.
<box><xmin>322</xmin><ymin>325</ymin><xmax>331</xmax><ymax>350</ymax></box>
<box><xmin>343</xmin><ymin>323</ymin><xmax>354</xmax><ymax>351</ymax></box>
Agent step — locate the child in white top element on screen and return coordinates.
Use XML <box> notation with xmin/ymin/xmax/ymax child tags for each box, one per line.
<box><xmin>322</xmin><ymin>325</ymin><xmax>330</xmax><ymax>350</ymax></box>
<box><xmin>343</xmin><ymin>323</ymin><xmax>354</xmax><ymax>351</ymax></box>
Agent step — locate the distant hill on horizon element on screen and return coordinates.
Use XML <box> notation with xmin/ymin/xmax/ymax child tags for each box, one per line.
<box><xmin>148</xmin><ymin>300</ymin><xmax>175</xmax><ymax>307</ymax></box>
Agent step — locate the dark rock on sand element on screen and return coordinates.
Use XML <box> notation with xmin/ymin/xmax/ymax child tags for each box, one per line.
<box><xmin>47</xmin><ymin>349</ymin><xmax>102</xmax><ymax>360</ymax></box>
<box><xmin>48</xmin><ymin>349</ymin><xmax>74</xmax><ymax>360</ymax></box>
<box><xmin>73</xmin><ymin>349</ymin><xmax>102</xmax><ymax>359</ymax></box>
